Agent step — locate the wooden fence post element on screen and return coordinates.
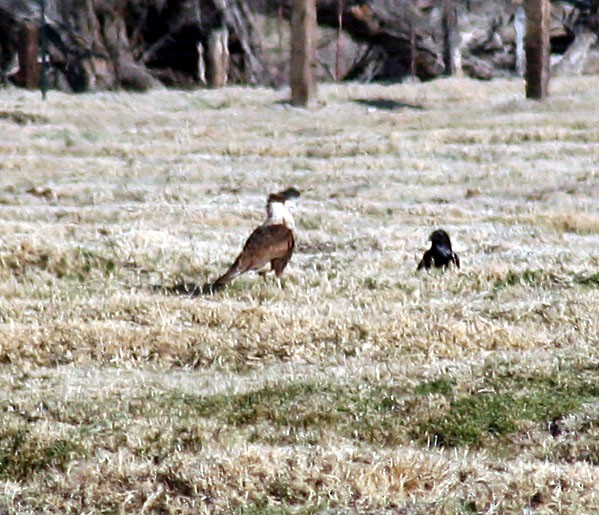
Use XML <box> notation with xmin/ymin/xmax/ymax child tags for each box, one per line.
<box><xmin>525</xmin><ymin>0</ymin><xmax>550</xmax><ymax>99</ymax></box>
<box><xmin>290</xmin><ymin>0</ymin><xmax>316</xmax><ymax>106</ymax></box>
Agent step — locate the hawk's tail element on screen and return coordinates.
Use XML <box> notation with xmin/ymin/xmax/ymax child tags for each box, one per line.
<box><xmin>203</xmin><ymin>258</ymin><xmax>243</xmax><ymax>294</ymax></box>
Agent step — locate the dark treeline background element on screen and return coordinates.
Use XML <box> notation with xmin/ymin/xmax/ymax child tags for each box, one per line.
<box><xmin>0</xmin><ymin>0</ymin><xmax>597</xmax><ymax>92</ymax></box>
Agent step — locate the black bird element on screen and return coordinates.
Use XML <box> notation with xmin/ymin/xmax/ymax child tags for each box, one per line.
<box><xmin>417</xmin><ymin>229</ymin><xmax>460</xmax><ymax>271</ymax></box>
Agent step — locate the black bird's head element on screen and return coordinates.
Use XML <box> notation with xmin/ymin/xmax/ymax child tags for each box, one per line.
<box><xmin>430</xmin><ymin>229</ymin><xmax>452</xmax><ymax>249</ymax></box>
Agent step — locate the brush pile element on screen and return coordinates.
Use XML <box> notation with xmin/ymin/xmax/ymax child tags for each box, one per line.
<box><xmin>0</xmin><ymin>0</ymin><xmax>597</xmax><ymax>91</ymax></box>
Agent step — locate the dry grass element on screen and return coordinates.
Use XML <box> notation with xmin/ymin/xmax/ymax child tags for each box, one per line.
<box><xmin>0</xmin><ymin>76</ymin><xmax>598</xmax><ymax>513</ymax></box>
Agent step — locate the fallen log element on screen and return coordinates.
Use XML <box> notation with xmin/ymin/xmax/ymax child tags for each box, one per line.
<box><xmin>552</xmin><ymin>29</ymin><xmax>598</xmax><ymax>75</ymax></box>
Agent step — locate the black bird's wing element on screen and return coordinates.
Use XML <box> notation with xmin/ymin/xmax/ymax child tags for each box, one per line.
<box><xmin>417</xmin><ymin>249</ymin><xmax>434</xmax><ymax>270</ymax></box>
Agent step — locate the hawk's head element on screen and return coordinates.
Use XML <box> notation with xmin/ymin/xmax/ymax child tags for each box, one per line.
<box><xmin>278</xmin><ymin>187</ymin><xmax>301</xmax><ymax>200</ymax></box>
<box><xmin>267</xmin><ymin>187</ymin><xmax>301</xmax><ymax>205</ymax></box>
<box><xmin>265</xmin><ymin>187</ymin><xmax>301</xmax><ymax>228</ymax></box>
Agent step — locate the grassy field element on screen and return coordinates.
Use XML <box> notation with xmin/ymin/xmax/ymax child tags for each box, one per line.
<box><xmin>0</xmin><ymin>76</ymin><xmax>597</xmax><ymax>513</ymax></box>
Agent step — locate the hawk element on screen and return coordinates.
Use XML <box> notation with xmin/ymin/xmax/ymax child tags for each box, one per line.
<box><xmin>417</xmin><ymin>229</ymin><xmax>460</xmax><ymax>271</ymax></box>
<box><xmin>204</xmin><ymin>187</ymin><xmax>300</xmax><ymax>292</ymax></box>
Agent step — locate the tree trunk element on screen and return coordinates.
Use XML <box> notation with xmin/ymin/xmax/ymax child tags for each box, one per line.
<box><xmin>442</xmin><ymin>0</ymin><xmax>462</xmax><ymax>76</ymax></box>
<box><xmin>525</xmin><ymin>0</ymin><xmax>550</xmax><ymax>99</ymax></box>
<box><xmin>514</xmin><ymin>4</ymin><xmax>526</xmax><ymax>76</ymax></box>
<box><xmin>16</xmin><ymin>21</ymin><xmax>39</xmax><ymax>89</ymax></box>
<box><xmin>290</xmin><ymin>0</ymin><xmax>316</xmax><ymax>106</ymax></box>
<box><xmin>592</xmin><ymin>0</ymin><xmax>599</xmax><ymax>27</ymax></box>
<box><xmin>335</xmin><ymin>0</ymin><xmax>344</xmax><ymax>81</ymax></box>
<box><xmin>207</xmin><ymin>27</ymin><xmax>229</xmax><ymax>87</ymax></box>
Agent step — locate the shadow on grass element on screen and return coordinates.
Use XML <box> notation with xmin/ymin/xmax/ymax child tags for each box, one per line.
<box><xmin>153</xmin><ymin>281</ymin><xmax>221</xmax><ymax>297</ymax></box>
<box><xmin>353</xmin><ymin>98</ymin><xmax>425</xmax><ymax>111</ymax></box>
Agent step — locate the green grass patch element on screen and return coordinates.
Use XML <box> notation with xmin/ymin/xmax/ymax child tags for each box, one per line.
<box><xmin>418</xmin><ymin>393</ymin><xmax>519</xmax><ymax>447</ymax></box>
<box><xmin>0</xmin><ymin>110</ymin><xmax>49</xmax><ymax>125</ymax></box>
<box><xmin>166</xmin><ymin>382</ymin><xmax>410</xmax><ymax>446</ymax></box>
<box><xmin>157</xmin><ymin>368</ymin><xmax>599</xmax><ymax>450</ymax></box>
<box><xmin>3</xmin><ymin>370</ymin><xmax>597</xmax><ymax>467</ymax></box>
<box><xmin>493</xmin><ymin>269</ymin><xmax>555</xmax><ymax>291</ymax></box>
<box><xmin>0</xmin><ymin>422</ymin><xmax>83</xmax><ymax>481</ymax></box>
<box><xmin>415</xmin><ymin>377</ymin><xmax>455</xmax><ymax>396</ymax></box>
<box><xmin>416</xmin><ymin>371</ymin><xmax>599</xmax><ymax>448</ymax></box>
<box><xmin>574</xmin><ymin>272</ymin><xmax>599</xmax><ymax>287</ymax></box>
<box><xmin>0</xmin><ymin>245</ymin><xmax>117</xmax><ymax>282</ymax></box>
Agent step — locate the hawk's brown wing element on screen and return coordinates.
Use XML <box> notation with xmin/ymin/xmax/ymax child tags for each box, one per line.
<box><xmin>210</xmin><ymin>224</ymin><xmax>294</xmax><ymax>289</ymax></box>
<box><xmin>240</xmin><ymin>224</ymin><xmax>294</xmax><ymax>267</ymax></box>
